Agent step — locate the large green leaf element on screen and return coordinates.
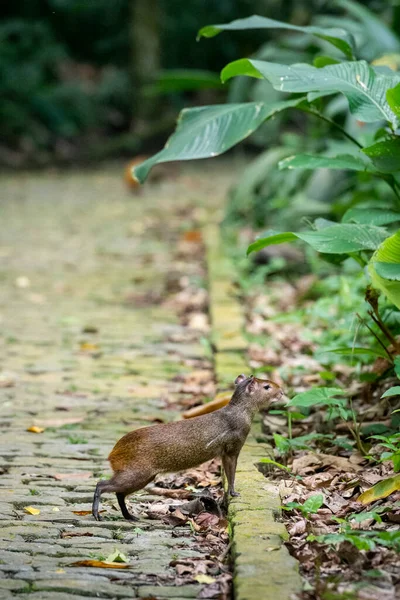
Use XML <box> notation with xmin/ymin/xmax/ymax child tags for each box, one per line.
<box><xmin>343</xmin><ymin>207</ymin><xmax>400</xmax><ymax>226</ymax></box>
<box><xmin>387</xmin><ymin>83</ymin><xmax>400</xmax><ymax>119</ymax></box>
<box><xmin>198</xmin><ymin>15</ymin><xmax>355</xmax><ymax>59</ymax></box>
<box><xmin>336</xmin><ymin>0</ymin><xmax>400</xmax><ymax>54</ymax></box>
<box><xmin>146</xmin><ymin>70</ymin><xmax>223</xmax><ymax>95</ymax></box>
<box><xmin>248</xmin><ymin>224</ymin><xmax>388</xmax><ymax>256</ymax></box>
<box><xmin>375</xmin><ymin>262</ymin><xmax>400</xmax><ymax>280</ymax></box>
<box><xmin>369</xmin><ymin>230</ymin><xmax>400</xmax><ymax>308</ymax></box>
<box><xmin>222</xmin><ymin>59</ymin><xmax>400</xmax><ymax>127</ymax></box>
<box><xmin>279</xmin><ymin>153</ymin><xmax>373</xmax><ymax>172</ymax></box>
<box><xmin>327</xmin><ymin>346</ymin><xmax>389</xmax><ymax>359</ymax></box>
<box><xmin>362</xmin><ymin>138</ymin><xmax>400</xmax><ymax>173</ymax></box>
<box><xmin>133</xmin><ymin>99</ymin><xmax>304</xmax><ymax>183</ymax></box>
<box><xmin>287</xmin><ymin>387</ymin><xmax>345</xmax><ymax>408</ymax></box>
<box><xmin>358</xmin><ymin>474</ymin><xmax>400</xmax><ymax>504</ymax></box>
<box><xmin>381</xmin><ymin>386</ymin><xmax>400</xmax><ymax>398</ymax></box>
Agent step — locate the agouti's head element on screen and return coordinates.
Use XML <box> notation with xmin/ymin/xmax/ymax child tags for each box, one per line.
<box><xmin>234</xmin><ymin>374</ymin><xmax>284</xmax><ymax>409</ymax></box>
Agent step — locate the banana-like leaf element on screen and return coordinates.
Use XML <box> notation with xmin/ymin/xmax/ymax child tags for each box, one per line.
<box><xmin>358</xmin><ymin>474</ymin><xmax>400</xmax><ymax>504</ymax></box>
<box><xmin>327</xmin><ymin>347</ymin><xmax>389</xmax><ymax>359</ymax></box>
<box><xmin>381</xmin><ymin>386</ymin><xmax>400</xmax><ymax>398</ymax></box>
<box><xmin>375</xmin><ymin>262</ymin><xmax>400</xmax><ymax>280</ymax></box>
<box><xmin>343</xmin><ymin>208</ymin><xmax>400</xmax><ymax>226</ymax></box>
<box><xmin>387</xmin><ymin>83</ymin><xmax>400</xmax><ymax>119</ymax></box>
<box><xmin>336</xmin><ymin>0</ymin><xmax>400</xmax><ymax>54</ymax></box>
<box><xmin>146</xmin><ymin>70</ymin><xmax>223</xmax><ymax>95</ymax></box>
<box><xmin>247</xmin><ymin>224</ymin><xmax>387</xmax><ymax>256</ymax></box>
<box><xmin>287</xmin><ymin>387</ymin><xmax>345</xmax><ymax>408</ymax></box>
<box><xmin>222</xmin><ymin>59</ymin><xmax>400</xmax><ymax>127</ymax></box>
<box><xmin>362</xmin><ymin>138</ymin><xmax>400</xmax><ymax>173</ymax></box>
<box><xmin>279</xmin><ymin>153</ymin><xmax>373</xmax><ymax>172</ymax></box>
<box><xmin>133</xmin><ymin>99</ymin><xmax>304</xmax><ymax>183</ymax></box>
<box><xmin>198</xmin><ymin>15</ymin><xmax>355</xmax><ymax>60</ymax></box>
<box><xmin>369</xmin><ymin>230</ymin><xmax>400</xmax><ymax>309</ymax></box>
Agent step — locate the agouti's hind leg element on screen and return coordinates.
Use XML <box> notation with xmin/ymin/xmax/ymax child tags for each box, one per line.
<box><xmin>116</xmin><ymin>493</ymin><xmax>138</xmax><ymax>521</ymax></box>
<box><xmin>92</xmin><ymin>479</ymin><xmax>117</xmax><ymax>521</ymax></box>
<box><xmin>93</xmin><ymin>470</ymin><xmax>155</xmax><ymax>521</ymax></box>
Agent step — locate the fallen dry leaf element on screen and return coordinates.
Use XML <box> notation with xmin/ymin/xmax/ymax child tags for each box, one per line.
<box><xmin>27</xmin><ymin>425</ymin><xmax>45</xmax><ymax>434</ymax></box>
<box><xmin>182</xmin><ymin>391</ymin><xmax>231</xmax><ymax>419</ymax></box>
<box><xmin>72</xmin><ymin>509</ymin><xmax>103</xmax><ymax>516</ymax></box>
<box><xmin>60</xmin><ymin>531</ymin><xmax>94</xmax><ymax>539</ymax></box>
<box><xmin>195</xmin><ymin>512</ymin><xmax>220</xmax><ymax>529</ymax></box>
<box><xmin>194</xmin><ymin>574</ymin><xmax>216</xmax><ymax>584</ymax></box>
<box><xmin>182</xmin><ymin>230</ymin><xmax>202</xmax><ymax>243</ymax></box>
<box><xmin>54</xmin><ymin>472</ymin><xmax>91</xmax><ymax>481</ymax></box>
<box><xmin>358</xmin><ymin>474</ymin><xmax>400</xmax><ymax>505</ymax></box>
<box><xmin>24</xmin><ymin>506</ymin><xmax>40</xmax><ymax>515</ymax></box>
<box><xmin>69</xmin><ymin>560</ymin><xmax>130</xmax><ymax>569</ymax></box>
<box><xmin>79</xmin><ymin>342</ymin><xmax>100</xmax><ymax>352</ymax></box>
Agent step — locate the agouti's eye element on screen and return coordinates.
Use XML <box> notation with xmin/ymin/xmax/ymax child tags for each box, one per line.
<box><xmin>264</xmin><ymin>384</ymin><xmax>271</xmax><ymax>390</ymax></box>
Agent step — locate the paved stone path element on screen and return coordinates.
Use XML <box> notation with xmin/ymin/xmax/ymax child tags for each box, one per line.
<box><xmin>0</xmin><ymin>164</ymin><xmax>232</xmax><ymax>599</ymax></box>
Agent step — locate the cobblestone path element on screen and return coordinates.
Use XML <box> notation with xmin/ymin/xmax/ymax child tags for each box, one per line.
<box><xmin>0</xmin><ymin>164</ymin><xmax>232</xmax><ymax>599</ymax></box>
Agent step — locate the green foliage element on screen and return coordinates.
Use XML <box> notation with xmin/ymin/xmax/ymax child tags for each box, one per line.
<box><xmin>369</xmin><ymin>231</ymin><xmax>400</xmax><ymax>308</ymax></box>
<box><xmin>308</xmin><ymin>526</ymin><xmax>400</xmax><ymax>552</ymax></box>
<box><xmin>247</xmin><ymin>224</ymin><xmax>387</xmax><ymax>256</ymax></box>
<box><xmin>370</xmin><ymin>433</ymin><xmax>400</xmax><ymax>472</ymax></box>
<box><xmin>133</xmin><ymin>98</ymin><xmax>304</xmax><ymax>183</ymax></box>
<box><xmin>198</xmin><ymin>15</ymin><xmax>355</xmax><ymax>59</ymax></box>
<box><xmin>283</xmin><ymin>493</ymin><xmax>324</xmax><ymax>518</ymax></box>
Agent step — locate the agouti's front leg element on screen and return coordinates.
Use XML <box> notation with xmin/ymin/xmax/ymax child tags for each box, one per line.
<box><xmin>222</xmin><ymin>453</ymin><xmax>240</xmax><ymax>498</ymax></box>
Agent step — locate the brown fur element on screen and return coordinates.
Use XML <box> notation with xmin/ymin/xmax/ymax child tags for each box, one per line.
<box><xmin>92</xmin><ymin>375</ymin><xmax>283</xmax><ymax>521</ymax></box>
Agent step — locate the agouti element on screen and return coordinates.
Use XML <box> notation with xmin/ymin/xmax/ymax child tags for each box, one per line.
<box><xmin>92</xmin><ymin>374</ymin><xmax>283</xmax><ymax>521</ymax></box>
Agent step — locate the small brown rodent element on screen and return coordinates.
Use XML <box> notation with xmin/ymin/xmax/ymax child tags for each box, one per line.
<box><xmin>92</xmin><ymin>374</ymin><xmax>283</xmax><ymax>521</ymax></box>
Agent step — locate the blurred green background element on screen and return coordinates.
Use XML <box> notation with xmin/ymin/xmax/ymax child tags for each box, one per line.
<box><xmin>0</xmin><ymin>0</ymin><xmax>394</xmax><ymax>168</ymax></box>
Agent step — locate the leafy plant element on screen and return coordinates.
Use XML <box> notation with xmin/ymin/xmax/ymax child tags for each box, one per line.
<box><xmin>308</xmin><ymin>526</ymin><xmax>400</xmax><ymax>552</ymax></box>
<box><xmin>283</xmin><ymin>493</ymin><xmax>324</xmax><ymax>518</ymax></box>
<box><xmin>134</xmin><ymin>4</ymin><xmax>400</xmax><ymax>312</ymax></box>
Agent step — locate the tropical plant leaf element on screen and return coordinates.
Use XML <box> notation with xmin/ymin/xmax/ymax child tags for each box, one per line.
<box><xmin>342</xmin><ymin>207</ymin><xmax>400</xmax><ymax>226</ymax></box>
<box><xmin>381</xmin><ymin>386</ymin><xmax>400</xmax><ymax>398</ymax></box>
<box><xmin>133</xmin><ymin>99</ymin><xmax>305</xmax><ymax>183</ymax></box>
<box><xmin>362</xmin><ymin>138</ymin><xmax>400</xmax><ymax>173</ymax></box>
<box><xmin>375</xmin><ymin>262</ymin><xmax>400</xmax><ymax>281</ymax></box>
<box><xmin>326</xmin><ymin>346</ymin><xmax>389</xmax><ymax>359</ymax></box>
<box><xmin>314</xmin><ymin>56</ymin><xmax>341</xmax><ymax>68</ymax></box>
<box><xmin>287</xmin><ymin>387</ymin><xmax>346</xmax><ymax>408</ymax></box>
<box><xmin>336</xmin><ymin>0</ymin><xmax>400</xmax><ymax>54</ymax></box>
<box><xmin>358</xmin><ymin>474</ymin><xmax>400</xmax><ymax>504</ymax></box>
<box><xmin>387</xmin><ymin>83</ymin><xmax>400</xmax><ymax>119</ymax></box>
<box><xmin>221</xmin><ymin>59</ymin><xmax>400</xmax><ymax>127</ymax></box>
<box><xmin>369</xmin><ymin>230</ymin><xmax>400</xmax><ymax>309</ymax></box>
<box><xmin>279</xmin><ymin>153</ymin><xmax>373</xmax><ymax>172</ymax></box>
<box><xmin>247</xmin><ymin>224</ymin><xmax>388</xmax><ymax>255</ymax></box>
<box><xmin>303</xmin><ymin>494</ymin><xmax>324</xmax><ymax>514</ymax></box>
<box><xmin>198</xmin><ymin>15</ymin><xmax>355</xmax><ymax>59</ymax></box>
<box><xmin>146</xmin><ymin>70</ymin><xmax>223</xmax><ymax>95</ymax></box>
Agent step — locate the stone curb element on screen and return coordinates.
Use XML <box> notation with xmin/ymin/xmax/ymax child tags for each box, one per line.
<box><xmin>204</xmin><ymin>224</ymin><xmax>302</xmax><ymax>600</ymax></box>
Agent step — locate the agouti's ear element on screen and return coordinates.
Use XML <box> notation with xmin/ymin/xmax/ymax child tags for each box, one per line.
<box><xmin>245</xmin><ymin>377</ymin><xmax>257</xmax><ymax>394</ymax></box>
<box><xmin>234</xmin><ymin>374</ymin><xmax>247</xmax><ymax>386</ymax></box>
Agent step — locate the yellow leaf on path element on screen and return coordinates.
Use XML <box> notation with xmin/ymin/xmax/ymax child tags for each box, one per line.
<box><xmin>56</xmin><ymin>569</ymin><xmax>65</xmax><ymax>574</ymax></box>
<box><xmin>27</xmin><ymin>426</ymin><xmax>45</xmax><ymax>434</ymax></box>
<box><xmin>69</xmin><ymin>560</ymin><xmax>130</xmax><ymax>569</ymax></box>
<box><xmin>194</xmin><ymin>574</ymin><xmax>216</xmax><ymax>584</ymax></box>
<box><xmin>358</xmin><ymin>474</ymin><xmax>400</xmax><ymax>504</ymax></box>
<box><xmin>52</xmin><ymin>507</ymin><xmax>60</xmax><ymax>512</ymax></box>
<box><xmin>79</xmin><ymin>342</ymin><xmax>100</xmax><ymax>352</ymax></box>
<box><xmin>24</xmin><ymin>506</ymin><xmax>40</xmax><ymax>515</ymax></box>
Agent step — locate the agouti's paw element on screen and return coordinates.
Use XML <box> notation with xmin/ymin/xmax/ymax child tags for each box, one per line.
<box><xmin>230</xmin><ymin>491</ymin><xmax>240</xmax><ymax>498</ymax></box>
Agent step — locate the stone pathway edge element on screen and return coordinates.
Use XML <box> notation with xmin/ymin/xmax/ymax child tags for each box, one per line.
<box><xmin>204</xmin><ymin>223</ymin><xmax>302</xmax><ymax>600</ymax></box>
